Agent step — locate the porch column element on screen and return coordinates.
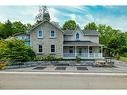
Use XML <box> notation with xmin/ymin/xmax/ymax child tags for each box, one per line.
<box><xmin>88</xmin><ymin>46</ymin><xmax>89</xmax><ymax>58</ymax></box>
<box><xmin>75</xmin><ymin>46</ymin><xmax>77</xmax><ymax>57</ymax></box>
<box><xmin>101</xmin><ymin>46</ymin><xmax>103</xmax><ymax>57</ymax></box>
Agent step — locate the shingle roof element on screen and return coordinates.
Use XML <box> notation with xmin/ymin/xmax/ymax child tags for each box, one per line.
<box><xmin>83</xmin><ymin>30</ymin><xmax>99</xmax><ymax>35</ymax></box>
<box><xmin>63</xmin><ymin>30</ymin><xmax>74</xmax><ymax>35</ymax></box>
<box><xmin>63</xmin><ymin>26</ymin><xmax>99</xmax><ymax>36</ymax></box>
<box><xmin>63</xmin><ymin>41</ymin><xmax>103</xmax><ymax>46</ymax></box>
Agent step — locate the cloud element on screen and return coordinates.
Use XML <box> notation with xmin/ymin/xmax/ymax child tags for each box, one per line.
<box><xmin>0</xmin><ymin>6</ymin><xmax>127</xmax><ymax>32</ymax></box>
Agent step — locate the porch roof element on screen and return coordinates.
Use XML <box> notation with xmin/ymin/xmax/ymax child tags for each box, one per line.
<box><xmin>63</xmin><ymin>41</ymin><xmax>103</xmax><ymax>46</ymax></box>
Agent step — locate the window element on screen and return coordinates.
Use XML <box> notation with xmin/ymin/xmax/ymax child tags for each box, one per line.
<box><xmin>89</xmin><ymin>47</ymin><xmax>92</xmax><ymax>53</ymax></box>
<box><xmin>76</xmin><ymin>33</ymin><xmax>79</xmax><ymax>40</ymax></box>
<box><xmin>51</xmin><ymin>45</ymin><xmax>55</xmax><ymax>53</ymax></box>
<box><xmin>37</xmin><ymin>31</ymin><xmax>43</xmax><ymax>38</ymax></box>
<box><xmin>69</xmin><ymin>46</ymin><xmax>73</xmax><ymax>53</ymax></box>
<box><xmin>50</xmin><ymin>31</ymin><xmax>55</xmax><ymax>38</ymax></box>
<box><xmin>38</xmin><ymin>45</ymin><xmax>43</xmax><ymax>53</ymax></box>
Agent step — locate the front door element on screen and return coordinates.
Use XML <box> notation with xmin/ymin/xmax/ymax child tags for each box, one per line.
<box><xmin>77</xmin><ymin>48</ymin><xmax>82</xmax><ymax>56</ymax></box>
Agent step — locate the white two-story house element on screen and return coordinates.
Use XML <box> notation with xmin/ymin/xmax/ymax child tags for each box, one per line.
<box><xmin>30</xmin><ymin>6</ymin><xmax>104</xmax><ymax>59</ymax></box>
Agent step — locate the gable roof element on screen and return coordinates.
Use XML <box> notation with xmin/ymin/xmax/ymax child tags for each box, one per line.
<box><xmin>63</xmin><ymin>25</ymin><xmax>84</xmax><ymax>35</ymax></box>
<box><xmin>30</xmin><ymin>20</ymin><xmax>64</xmax><ymax>33</ymax></box>
<box><xmin>63</xmin><ymin>26</ymin><xmax>99</xmax><ymax>36</ymax></box>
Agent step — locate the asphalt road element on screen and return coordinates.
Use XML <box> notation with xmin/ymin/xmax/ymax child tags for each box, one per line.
<box><xmin>0</xmin><ymin>72</ymin><xmax>127</xmax><ymax>89</ymax></box>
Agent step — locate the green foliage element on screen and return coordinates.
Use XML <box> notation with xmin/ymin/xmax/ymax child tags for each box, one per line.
<box><xmin>0</xmin><ymin>20</ymin><xmax>32</xmax><ymax>39</ymax></box>
<box><xmin>0</xmin><ymin>61</ymin><xmax>6</xmax><ymax>70</ymax></box>
<box><xmin>12</xmin><ymin>21</ymin><xmax>27</xmax><ymax>34</ymax></box>
<box><xmin>84</xmin><ymin>22</ymin><xmax>97</xmax><ymax>30</ymax></box>
<box><xmin>84</xmin><ymin>22</ymin><xmax>127</xmax><ymax>57</ymax></box>
<box><xmin>75</xmin><ymin>56</ymin><xmax>81</xmax><ymax>63</ymax></box>
<box><xmin>34</xmin><ymin>55</ymin><xmax>63</xmax><ymax>61</ymax></box>
<box><xmin>0</xmin><ymin>38</ymin><xmax>35</xmax><ymax>62</ymax></box>
<box><xmin>62</xmin><ymin>20</ymin><xmax>76</xmax><ymax>30</ymax></box>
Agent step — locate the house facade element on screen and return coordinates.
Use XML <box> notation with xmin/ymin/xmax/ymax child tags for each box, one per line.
<box><xmin>30</xmin><ymin>6</ymin><xmax>104</xmax><ymax>59</ymax></box>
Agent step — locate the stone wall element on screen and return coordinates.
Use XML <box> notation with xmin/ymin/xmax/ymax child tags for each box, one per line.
<box><xmin>5</xmin><ymin>61</ymin><xmax>94</xmax><ymax>69</ymax></box>
<box><xmin>30</xmin><ymin>21</ymin><xmax>63</xmax><ymax>57</ymax></box>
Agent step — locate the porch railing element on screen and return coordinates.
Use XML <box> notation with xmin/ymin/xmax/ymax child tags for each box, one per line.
<box><xmin>63</xmin><ymin>53</ymin><xmax>102</xmax><ymax>59</ymax></box>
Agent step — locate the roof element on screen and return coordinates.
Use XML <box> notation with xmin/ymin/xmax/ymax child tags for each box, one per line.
<box><xmin>63</xmin><ymin>41</ymin><xmax>103</xmax><ymax>46</ymax></box>
<box><xmin>83</xmin><ymin>30</ymin><xmax>99</xmax><ymax>36</ymax></box>
<box><xmin>30</xmin><ymin>20</ymin><xmax>64</xmax><ymax>33</ymax></box>
<box><xmin>63</xmin><ymin>30</ymin><xmax>74</xmax><ymax>35</ymax></box>
<box><xmin>63</xmin><ymin>27</ymin><xmax>99</xmax><ymax>36</ymax></box>
<box><xmin>13</xmin><ymin>33</ymin><xmax>30</xmax><ymax>37</ymax></box>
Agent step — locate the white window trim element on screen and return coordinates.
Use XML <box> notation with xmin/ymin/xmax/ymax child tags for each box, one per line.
<box><xmin>76</xmin><ymin>32</ymin><xmax>80</xmax><ymax>40</ymax></box>
<box><xmin>37</xmin><ymin>44</ymin><xmax>44</xmax><ymax>54</ymax></box>
<box><xmin>37</xmin><ymin>31</ymin><xmax>43</xmax><ymax>38</ymax></box>
<box><xmin>50</xmin><ymin>44</ymin><xmax>56</xmax><ymax>54</ymax></box>
<box><xmin>50</xmin><ymin>31</ymin><xmax>56</xmax><ymax>38</ymax></box>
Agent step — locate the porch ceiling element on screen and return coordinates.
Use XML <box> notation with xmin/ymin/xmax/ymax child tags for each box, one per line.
<box><xmin>63</xmin><ymin>41</ymin><xmax>103</xmax><ymax>46</ymax></box>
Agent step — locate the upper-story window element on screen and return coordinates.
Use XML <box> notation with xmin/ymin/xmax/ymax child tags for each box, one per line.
<box><xmin>76</xmin><ymin>33</ymin><xmax>79</xmax><ymax>40</ymax></box>
<box><xmin>50</xmin><ymin>31</ymin><xmax>56</xmax><ymax>38</ymax></box>
<box><xmin>37</xmin><ymin>31</ymin><xmax>43</xmax><ymax>38</ymax></box>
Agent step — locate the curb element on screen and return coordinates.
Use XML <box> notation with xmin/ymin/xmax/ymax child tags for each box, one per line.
<box><xmin>0</xmin><ymin>71</ymin><xmax>127</xmax><ymax>76</ymax></box>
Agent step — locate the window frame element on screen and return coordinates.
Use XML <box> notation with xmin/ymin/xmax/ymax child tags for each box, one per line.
<box><xmin>50</xmin><ymin>44</ymin><xmax>56</xmax><ymax>53</ymax></box>
<box><xmin>50</xmin><ymin>30</ymin><xmax>56</xmax><ymax>38</ymax></box>
<box><xmin>37</xmin><ymin>31</ymin><xmax>43</xmax><ymax>38</ymax></box>
<box><xmin>76</xmin><ymin>33</ymin><xmax>80</xmax><ymax>40</ymax></box>
<box><xmin>37</xmin><ymin>44</ymin><xmax>43</xmax><ymax>53</ymax></box>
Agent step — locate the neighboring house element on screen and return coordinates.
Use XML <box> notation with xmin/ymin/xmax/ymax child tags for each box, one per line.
<box><xmin>14</xmin><ymin>33</ymin><xmax>30</xmax><ymax>46</ymax></box>
<box><xmin>30</xmin><ymin>6</ymin><xmax>104</xmax><ymax>59</ymax></box>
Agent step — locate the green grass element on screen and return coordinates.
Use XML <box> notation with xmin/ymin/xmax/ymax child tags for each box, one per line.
<box><xmin>119</xmin><ymin>56</ymin><xmax>127</xmax><ymax>62</ymax></box>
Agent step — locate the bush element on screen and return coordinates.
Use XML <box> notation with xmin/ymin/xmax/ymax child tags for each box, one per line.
<box><xmin>75</xmin><ymin>56</ymin><xmax>81</xmax><ymax>63</ymax></box>
<box><xmin>0</xmin><ymin>38</ymin><xmax>36</xmax><ymax>63</ymax></box>
<box><xmin>121</xmin><ymin>53</ymin><xmax>127</xmax><ymax>57</ymax></box>
<box><xmin>34</xmin><ymin>55</ymin><xmax>63</xmax><ymax>61</ymax></box>
<box><xmin>0</xmin><ymin>61</ymin><xmax>6</xmax><ymax>70</ymax></box>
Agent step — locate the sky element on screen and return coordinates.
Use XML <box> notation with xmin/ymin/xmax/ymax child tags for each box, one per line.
<box><xmin>0</xmin><ymin>6</ymin><xmax>127</xmax><ymax>32</ymax></box>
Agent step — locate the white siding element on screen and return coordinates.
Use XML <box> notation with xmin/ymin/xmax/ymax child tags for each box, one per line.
<box><xmin>64</xmin><ymin>32</ymin><xmax>99</xmax><ymax>43</ymax></box>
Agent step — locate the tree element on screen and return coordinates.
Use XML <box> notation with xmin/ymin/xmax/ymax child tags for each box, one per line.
<box><xmin>0</xmin><ymin>37</ymin><xmax>35</xmax><ymax>62</ymax></box>
<box><xmin>84</xmin><ymin>22</ymin><xmax>97</xmax><ymax>30</ymax></box>
<box><xmin>2</xmin><ymin>20</ymin><xmax>13</xmax><ymax>39</ymax></box>
<box><xmin>62</xmin><ymin>20</ymin><xmax>76</xmax><ymax>30</ymax></box>
<box><xmin>0</xmin><ymin>22</ymin><xmax>5</xmax><ymax>38</ymax></box>
<box><xmin>12</xmin><ymin>21</ymin><xmax>27</xmax><ymax>34</ymax></box>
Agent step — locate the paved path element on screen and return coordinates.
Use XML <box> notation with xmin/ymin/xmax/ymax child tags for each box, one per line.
<box><xmin>0</xmin><ymin>72</ymin><xmax>127</xmax><ymax>89</ymax></box>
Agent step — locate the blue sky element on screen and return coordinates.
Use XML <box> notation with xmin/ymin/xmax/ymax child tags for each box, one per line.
<box><xmin>0</xmin><ymin>6</ymin><xmax>127</xmax><ymax>32</ymax></box>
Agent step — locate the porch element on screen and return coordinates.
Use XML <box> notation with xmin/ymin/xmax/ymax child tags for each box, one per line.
<box><xmin>63</xmin><ymin>41</ymin><xmax>104</xmax><ymax>59</ymax></box>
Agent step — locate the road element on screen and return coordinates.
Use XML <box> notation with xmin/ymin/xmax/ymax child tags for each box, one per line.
<box><xmin>0</xmin><ymin>72</ymin><xmax>127</xmax><ymax>89</ymax></box>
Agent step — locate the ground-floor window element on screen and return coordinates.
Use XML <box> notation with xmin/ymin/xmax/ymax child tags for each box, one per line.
<box><xmin>89</xmin><ymin>46</ymin><xmax>93</xmax><ymax>53</ymax></box>
<box><xmin>69</xmin><ymin>46</ymin><xmax>73</xmax><ymax>53</ymax></box>
<box><xmin>51</xmin><ymin>44</ymin><xmax>55</xmax><ymax>53</ymax></box>
<box><xmin>38</xmin><ymin>45</ymin><xmax>43</xmax><ymax>53</ymax></box>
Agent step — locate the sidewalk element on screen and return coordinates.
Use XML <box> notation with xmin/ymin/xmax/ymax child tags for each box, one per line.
<box><xmin>1</xmin><ymin>59</ymin><xmax>127</xmax><ymax>73</ymax></box>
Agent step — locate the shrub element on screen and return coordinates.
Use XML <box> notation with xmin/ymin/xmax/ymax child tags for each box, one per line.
<box><xmin>0</xmin><ymin>38</ymin><xmax>36</xmax><ymax>63</ymax></box>
<box><xmin>75</xmin><ymin>56</ymin><xmax>81</xmax><ymax>63</ymax></box>
<box><xmin>34</xmin><ymin>55</ymin><xmax>63</xmax><ymax>61</ymax></box>
<box><xmin>0</xmin><ymin>61</ymin><xmax>6</xmax><ymax>70</ymax></box>
<box><xmin>121</xmin><ymin>53</ymin><xmax>127</xmax><ymax>57</ymax></box>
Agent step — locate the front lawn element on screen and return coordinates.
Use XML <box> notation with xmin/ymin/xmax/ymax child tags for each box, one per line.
<box><xmin>119</xmin><ymin>56</ymin><xmax>127</xmax><ymax>62</ymax></box>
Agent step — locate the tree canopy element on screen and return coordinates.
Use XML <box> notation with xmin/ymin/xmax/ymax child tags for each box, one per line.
<box><xmin>0</xmin><ymin>20</ymin><xmax>32</xmax><ymax>39</ymax></box>
<box><xmin>0</xmin><ymin>37</ymin><xmax>35</xmax><ymax>62</ymax></box>
<box><xmin>84</xmin><ymin>22</ymin><xmax>127</xmax><ymax>57</ymax></box>
<box><xmin>84</xmin><ymin>22</ymin><xmax>97</xmax><ymax>30</ymax></box>
<box><xmin>62</xmin><ymin>20</ymin><xmax>76</xmax><ymax>30</ymax></box>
